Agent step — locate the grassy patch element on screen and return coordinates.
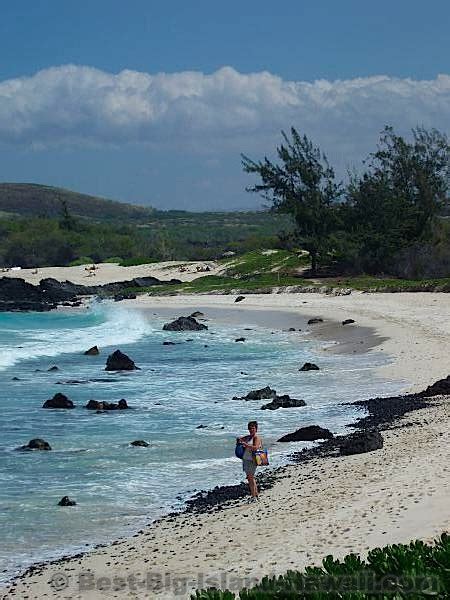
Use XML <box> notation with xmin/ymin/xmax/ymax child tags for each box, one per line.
<box><xmin>222</xmin><ymin>249</ymin><xmax>309</xmax><ymax>276</ymax></box>
<box><xmin>320</xmin><ymin>276</ymin><xmax>450</xmax><ymax>292</ymax></box>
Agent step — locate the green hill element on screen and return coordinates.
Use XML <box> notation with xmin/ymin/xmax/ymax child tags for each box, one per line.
<box><xmin>0</xmin><ymin>183</ymin><xmax>155</xmax><ymax>221</ymax></box>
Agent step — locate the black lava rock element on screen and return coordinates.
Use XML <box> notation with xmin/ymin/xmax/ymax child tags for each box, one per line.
<box><xmin>131</xmin><ymin>440</ymin><xmax>149</xmax><ymax>447</ymax></box>
<box><xmin>43</xmin><ymin>393</ymin><xmax>74</xmax><ymax>409</ymax></box>
<box><xmin>278</xmin><ymin>426</ymin><xmax>333</xmax><ymax>442</ymax></box>
<box><xmin>58</xmin><ymin>496</ymin><xmax>76</xmax><ymax>506</ymax></box>
<box><xmin>84</xmin><ymin>345</ymin><xmax>100</xmax><ymax>355</ymax></box>
<box><xmin>261</xmin><ymin>395</ymin><xmax>306</xmax><ymax>410</ymax></box>
<box><xmin>162</xmin><ymin>316</ymin><xmax>208</xmax><ymax>331</ymax></box>
<box><xmin>299</xmin><ymin>362</ymin><xmax>320</xmax><ymax>371</ymax></box>
<box><xmin>233</xmin><ymin>386</ymin><xmax>277</xmax><ymax>401</ymax></box>
<box><xmin>339</xmin><ymin>429</ymin><xmax>383</xmax><ymax>456</ymax></box>
<box><xmin>105</xmin><ymin>350</ymin><xmax>139</xmax><ymax>371</ymax></box>
<box><xmin>18</xmin><ymin>438</ymin><xmax>52</xmax><ymax>451</ymax></box>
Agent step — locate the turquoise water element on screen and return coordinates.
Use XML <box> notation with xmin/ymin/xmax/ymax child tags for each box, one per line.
<box><xmin>0</xmin><ymin>302</ymin><xmax>401</xmax><ymax>581</ymax></box>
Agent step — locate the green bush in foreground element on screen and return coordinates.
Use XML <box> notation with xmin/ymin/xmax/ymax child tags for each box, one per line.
<box><xmin>192</xmin><ymin>533</ymin><xmax>450</xmax><ymax>599</ymax></box>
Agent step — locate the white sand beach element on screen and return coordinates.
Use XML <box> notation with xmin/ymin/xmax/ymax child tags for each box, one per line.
<box><xmin>1</xmin><ymin>270</ymin><xmax>449</xmax><ymax>599</ymax></box>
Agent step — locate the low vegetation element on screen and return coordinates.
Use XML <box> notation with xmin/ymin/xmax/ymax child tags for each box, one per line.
<box><xmin>191</xmin><ymin>533</ymin><xmax>450</xmax><ymax>599</ymax></box>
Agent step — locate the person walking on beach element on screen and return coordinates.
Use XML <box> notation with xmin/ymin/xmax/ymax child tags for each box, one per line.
<box><xmin>237</xmin><ymin>421</ymin><xmax>262</xmax><ymax>501</ymax></box>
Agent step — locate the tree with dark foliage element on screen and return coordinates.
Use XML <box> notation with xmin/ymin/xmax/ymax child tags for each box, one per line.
<box><xmin>242</xmin><ymin>128</ymin><xmax>342</xmax><ymax>273</ymax></box>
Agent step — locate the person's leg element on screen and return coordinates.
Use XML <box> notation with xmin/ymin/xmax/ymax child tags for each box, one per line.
<box><xmin>247</xmin><ymin>474</ymin><xmax>258</xmax><ymax>497</ymax></box>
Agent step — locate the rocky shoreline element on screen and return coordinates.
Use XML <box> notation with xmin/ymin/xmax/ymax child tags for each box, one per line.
<box><xmin>2</xmin><ymin>372</ymin><xmax>448</xmax><ymax>594</ymax></box>
<box><xmin>0</xmin><ymin>275</ymin><xmax>181</xmax><ymax>312</ymax></box>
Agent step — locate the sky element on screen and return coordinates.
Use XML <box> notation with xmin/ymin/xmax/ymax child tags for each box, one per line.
<box><xmin>0</xmin><ymin>0</ymin><xmax>449</xmax><ymax>211</ymax></box>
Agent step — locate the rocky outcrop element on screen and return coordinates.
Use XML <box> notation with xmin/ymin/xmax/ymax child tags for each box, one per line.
<box><xmin>418</xmin><ymin>375</ymin><xmax>450</xmax><ymax>398</ymax></box>
<box><xmin>58</xmin><ymin>496</ymin><xmax>76</xmax><ymax>506</ymax></box>
<box><xmin>84</xmin><ymin>346</ymin><xmax>99</xmax><ymax>355</ymax></box>
<box><xmin>114</xmin><ymin>293</ymin><xmax>137</xmax><ymax>302</ymax></box>
<box><xmin>0</xmin><ymin>275</ymin><xmax>182</xmax><ymax>312</ymax></box>
<box><xmin>233</xmin><ymin>386</ymin><xmax>277</xmax><ymax>401</ymax></box>
<box><xmin>299</xmin><ymin>362</ymin><xmax>320</xmax><ymax>371</ymax></box>
<box><xmin>43</xmin><ymin>393</ymin><xmax>74</xmax><ymax>409</ymax></box>
<box><xmin>339</xmin><ymin>429</ymin><xmax>383</xmax><ymax>455</ymax></box>
<box><xmin>163</xmin><ymin>316</ymin><xmax>208</xmax><ymax>331</ymax></box>
<box><xmin>85</xmin><ymin>399</ymin><xmax>129</xmax><ymax>410</ymax></box>
<box><xmin>130</xmin><ymin>440</ymin><xmax>149</xmax><ymax>447</ymax></box>
<box><xmin>18</xmin><ymin>438</ymin><xmax>52</xmax><ymax>451</ymax></box>
<box><xmin>261</xmin><ymin>395</ymin><xmax>306</xmax><ymax>410</ymax></box>
<box><xmin>278</xmin><ymin>425</ymin><xmax>333</xmax><ymax>442</ymax></box>
<box><xmin>105</xmin><ymin>350</ymin><xmax>139</xmax><ymax>371</ymax></box>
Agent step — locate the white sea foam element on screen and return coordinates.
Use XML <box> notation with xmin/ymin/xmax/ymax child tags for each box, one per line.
<box><xmin>0</xmin><ymin>303</ymin><xmax>151</xmax><ymax>371</ymax></box>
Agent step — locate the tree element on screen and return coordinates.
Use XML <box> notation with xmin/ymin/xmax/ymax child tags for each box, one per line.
<box><xmin>242</xmin><ymin>128</ymin><xmax>341</xmax><ymax>272</ymax></box>
<box><xmin>341</xmin><ymin>126</ymin><xmax>450</xmax><ymax>273</ymax></box>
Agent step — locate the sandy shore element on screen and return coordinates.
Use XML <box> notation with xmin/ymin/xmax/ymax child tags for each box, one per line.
<box><xmin>1</xmin><ymin>260</ymin><xmax>221</xmax><ymax>286</ymax></box>
<box><xmin>1</xmin><ymin>289</ymin><xmax>449</xmax><ymax>599</ymax></box>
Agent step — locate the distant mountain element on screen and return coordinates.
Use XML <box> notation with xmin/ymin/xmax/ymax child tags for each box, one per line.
<box><xmin>0</xmin><ymin>183</ymin><xmax>155</xmax><ymax>221</ymax></box>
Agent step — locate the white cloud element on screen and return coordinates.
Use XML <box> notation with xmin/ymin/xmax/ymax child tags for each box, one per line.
<box><xmin>0</xmin><ymin>65</ymin><xmax>449</xmax><ymax>161</ymax></box>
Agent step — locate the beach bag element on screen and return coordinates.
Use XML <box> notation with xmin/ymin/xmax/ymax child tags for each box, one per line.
<box><xmin>235</xmin><ymin>442</ymin><xmax>245</xmax><ymax>460</ymax></box>
<box><xmin>252</xmin><ymin>448</ymin><xmax>269</xmax><ymax>466</ymax></box>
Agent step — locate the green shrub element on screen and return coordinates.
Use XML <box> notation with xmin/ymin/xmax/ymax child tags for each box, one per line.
<box><xmin>68</xmin><ymin>257</ymin><xmax>94</xmax><ymax>266</ymax></box>
<box><xmin>192</xmin><ymin>533</ymin><xmax>450</xmax><ymax>599</ymax></box>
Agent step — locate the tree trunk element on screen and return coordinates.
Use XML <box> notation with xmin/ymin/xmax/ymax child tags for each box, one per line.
<box><xmin>310</xmin><ymin>251</ymin><xmax>318</xmax><ymax>274</ymax></box>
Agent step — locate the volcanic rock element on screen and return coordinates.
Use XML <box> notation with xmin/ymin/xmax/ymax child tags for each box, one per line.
<box><xmin>105</xmin><ymin>350</ymin><xmax>139</xmax><ymax>371</ymax></box>
<box><xmin>84</xmin><ymin>346</ymin><xmax>99</xmax><ymax>355</ymax></box>
<box><xmin>418</xmin><ymin>375</ymin><xmax>450</xmax><ymax>397</ymax></box>
<box><xmin>18</xmin><ymin>438</ymin><xmax>52</xmax><ymax>451</ymax></box>
<box><xmin>85</xmin><ymin>399</ymin><xmax>129</xmax><ymax>410</ymax></box>
<box><xmin>58</xmin><ymin>496</ymin><xmax>76</xmax><ymax>506</ymax></box>
<box><xmin>261</xmin><ymin>395</ymin><xmax>306</xmax><ymax>410</ymax></box>
<box><xmin>233</xmin><ymin>386</ymin><xmax>277</xmax><ymax>401</ymax></box>
<box><xmin>339</xmin><ymin>429</ymin><xmax>383</xmax><ymax>455</ymax></box>
<box><xmin>277</xmin><ymin>426</ymin><xmax>333</xmax><ymax>442</ymax></box>
<box><xmin>307</xmin><ymin>317</ymin><xmax>323</xmax><ymax>325</ymax></box>
<box><xmin>162</xmin><ymin>316</ymin><xmax>207</xmax><ymax>331</ymax></box>
<box><xmin>299</xmin><ymin>362</ymin><xmax>320</xmax><ymax>371</ymax></box>
<box><xmin>43</xmin><ymin>393</ymin><xmax>74</xmax><ymax>409</ymax></box>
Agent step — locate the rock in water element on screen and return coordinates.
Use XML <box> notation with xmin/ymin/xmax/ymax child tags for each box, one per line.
<box><xmin>105</xmin><ymin>349</ymin><xmax>139</xmax><ymax>371</ymax></box>
<box><xmin>131</xmin><ymin>440</ymin><xmax>149</xmax><ymax>447</ymax></box>
<box><xmin>84</xmin><ymin>345</ymin><xmax>100</xmax><ymax>355</ymax></box>
<box><xmin>233</xmin><ymin>386</ymin><xmax>277</xmax><ymax>401</ymax></box>
<box><xmin>43</xmin><ymin>393</ymin><xmax>74</xmax><ymax>409</ymax></box>
<box><xmin>261</xmin><ymin>395</ymin><xmax>306</xmax><ymax>410</ymax></box>
<box><xmin>339</xmin><ymin>429</ymin><xmax>383</xmax><ymax>455</ymax></box>
<box><xmin>307</xmin><ymin>317</ymin><xmax>323</xmax><ymax>325</ymax></box>
<box><xmin>190</xmin><ymin>311</ymin><xmax>204</xmax><ymax>318</ymax></box>
<box><xmin>47</xmin><ymin>365</ymin><xmax>59</xmax><ymax>372</ymax></box>
<box><xmin>86</xmin><ymin>399</ymin><xmax>129</xmax><ymax>410</ymax></box>
<box><xmin>18</xmin><ymin>438</ymin><xmax>52</xmax><ymax>451</ymax></box>
<box><xmin>277</xmin><ymin>426</ymin><xmax>333</xmax><ymax>442</ymax></box>
<box><xmin>299</xmin><ymin>362</ymin><xmax>320</xmax><ymax>371</ymax></box>
<box><xmin>342</xmin><ymin>318</ymin><xmax>356</xmax><ymax>326</ymax></box>
<box><xmin>235</xmin><ymin>337</ymin><xmax>246</xmax><ymax>342</ymax></box>
<box><xmin>162</xmin><ymin>316</ymin><xmax>208</xmax><ymax>331</ymax></box>
<box><xmin>235</xmin><ymin>296</ymin><xmax>245</xmax><ymax>303</ymax></box>
<box><xmin>58</xmin><ymin>496</ymin><xmax>76</xmax><ymax>506</ymax></box>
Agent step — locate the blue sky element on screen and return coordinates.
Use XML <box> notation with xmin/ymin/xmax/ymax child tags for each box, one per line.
<box><xmin>1</xmin><ymin>0</ymin><xmax>449</xmax><ymax>210</ymax></box>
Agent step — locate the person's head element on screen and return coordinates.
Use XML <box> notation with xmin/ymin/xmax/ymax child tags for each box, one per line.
<box><xmin>248</xmin><ymin>421</ymin><xmax>258</xmax><ymax>436</ymax></box>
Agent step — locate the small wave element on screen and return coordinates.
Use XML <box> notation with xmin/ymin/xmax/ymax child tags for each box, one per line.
<box><xmin>0</xmin><ymin>303</ymin><xmax>152</xmax><ymax>371</ymax></box>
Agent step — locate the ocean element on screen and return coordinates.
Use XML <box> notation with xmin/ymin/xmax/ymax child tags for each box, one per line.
<box><xmin>0</xmin><ymin>302</ymin><xmax>402</xmax><ymax>582</ymax></box>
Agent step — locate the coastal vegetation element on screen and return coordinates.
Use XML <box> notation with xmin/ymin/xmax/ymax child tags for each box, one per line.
<box><xmin>192</xmin><ymin>533</ymin><xmax>450</xmax><ymax>599</ymax></box>
<box><xmin>242</xmin><ymin>126</ymin><xmax>450</xmax><ymax>278</ymax></box>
